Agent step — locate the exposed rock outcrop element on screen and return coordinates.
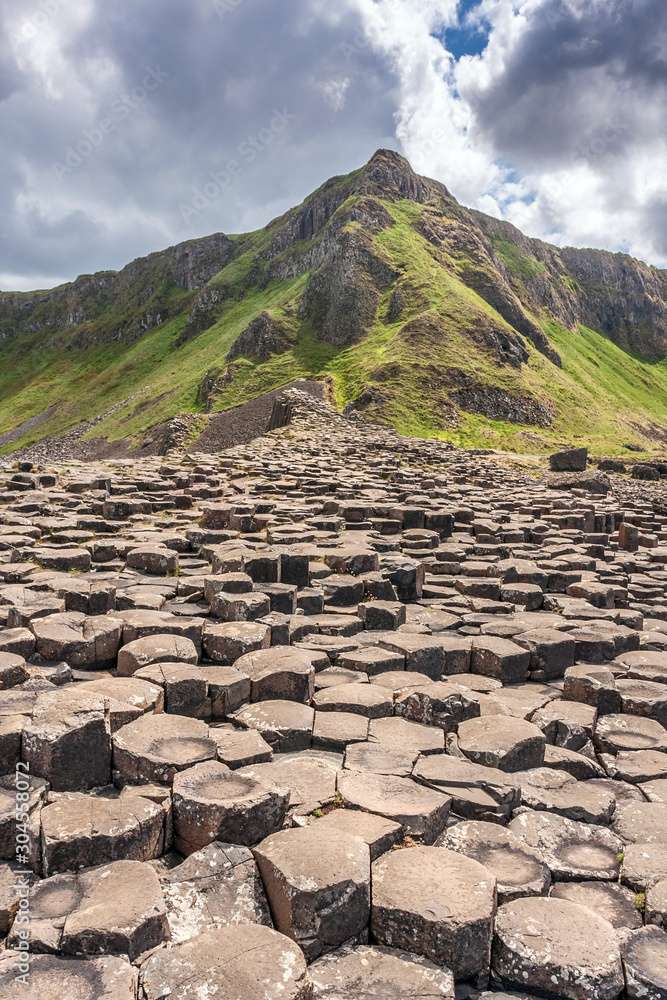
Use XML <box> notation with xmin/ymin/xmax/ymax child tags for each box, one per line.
<box><xmin>0</xmin><ymin>232</ymin><xmax>233</xmax><ymax>349</ymax></box>
<box><xmin>227</xmin><ymin>312</ymin><xmax>293</xmax><ymax>362</ymax></box>
<box><xmin>300</xmin><ymin>230</ymin><xmax>397</xmax><ymax>345</ymax></box>
<box><xmin>474</xmin><ymin>211</ymin><xmax>667</xmax><ymax>359</ymax></box>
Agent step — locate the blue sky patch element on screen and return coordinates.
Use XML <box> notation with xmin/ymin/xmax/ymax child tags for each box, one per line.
<box><xmin>439</xmin><ymin>0</ymin><xmax>489</xmax><ymax>60</ymax></box>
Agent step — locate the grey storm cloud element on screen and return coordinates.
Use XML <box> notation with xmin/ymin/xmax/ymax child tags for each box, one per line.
<box><xmin>0</xmin><ymin>0</ymin><xmax>396</xmax><ymax>288</ymax></box>
<box><xmin>467</xmin><ymin>0</ymin><xmax>667</xmax><ymax>169</ymax></box>
<box><xmin>641</xmin><ymin>194</ymin><xmax>667</xmax><ymax>258</ymax></box>
<box><xmin>1</xmin><ymin>0</ymin><xmax>666</xmax><ymax>289</ymax></box>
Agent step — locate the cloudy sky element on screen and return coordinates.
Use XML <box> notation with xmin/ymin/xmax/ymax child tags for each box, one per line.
<box><xmin>2</xmin><ymin>0</ymin><xmax>666</xmax><ymax>290</ymax></box>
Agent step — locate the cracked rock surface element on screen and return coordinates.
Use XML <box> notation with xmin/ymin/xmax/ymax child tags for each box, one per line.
<box><xmin>1</xmin><ymin>389</ymin><xmax>667</xmax><ymax>996</ymax></box>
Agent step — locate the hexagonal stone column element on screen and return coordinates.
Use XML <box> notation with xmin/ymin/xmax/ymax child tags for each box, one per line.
<box><xmin>254</xmin><ymin>825</ymin><xmax>370</xmax><ymax>961</ymax></box>
<box><xmin>173</xmin><ymin>760</ymin><xmax>289</xmax><ymax>853</ymax></box>
<box><xmin>160</xmin><ymin>841</ymin><xmax>272</xmax><ymax>943</ymax></box>
<box><xmin>0</xmin><ymin>953</ymin><xmax>137</xmax><ymax>1000</ymax></box>
<box><xmin>112</xmin><ymin>713</ymin><xmax>216</xmax><ymax>785</ymax></box>
<box><xmin>456</xmin><ymin>717</ymin><xmax>545</xmax><ymax>772</ymax></box>
<box><xmin>310</xmin><ymin>943</ymin><xmax>455</xmax><ymax>998</ymax></box>
<box><xmin>622</xmin><ymin>925</ymin><xmax>667</xmax><ymax>1000</ymax></box>
<box><xmin>337</xmin><ymin>770</ymin><xmax>450</xmax><ymax>842</ymax></box>
<box><xmin>442</xmin><ymin>819</ymin><xmax>551</xmax><ymax>903</ymax></box>
<box><xmin>39</xmin><ymin>789</ymin><xmax>168</xmax><ymax>875</ymax></box>
<box><xmin>493</xmin><ymin>897</ymin><xmax>623</xmax><ymax>999</ymax></box>
<box><xmin>117</xmin><ymin>633</ymin><xmax>198</xmax><ymax>676</ymax></box>
<box><xmin>23</xmin><ymin>690</ymin><xmax>111</xmax><ymax>791</ymax></box>
<box><xmin>371</xmin><ymin>846</ymin><xmax>496</xmax><ymax>982</ymax></box>
<box><xmin>10</xmin><ymin>859</ymin><xmax>169</xmax><ymax>961</ymax></box>
<box><xmin>139</xmin><ymin>923</ymin><xmax>313</xmax><ymax>1000</ymax></box>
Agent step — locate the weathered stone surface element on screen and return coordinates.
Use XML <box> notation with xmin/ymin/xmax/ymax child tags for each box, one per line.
<box><xmin>344</xmin><ymin>739</ymin><xmax>420</xmax><ymax>777</ymax></box>
<box><xmin>613</xmin><ymin>800</ymin><xmax>667</xmax><ymax>845</ymax></box>
<box><xmin>77</xmin><ymin>675</ymin><xmax>164</xmax><ymax>730</ymax></box>
<box><xmin>622</xmin><ymin>842</ymin><xmax>667</xmax><ymax>892</ymax></box>
<box><xmin>309</xmin><ymin>943</ymin><xmax>455</xmax><ymax>998</ymax></box>
<box><xmin>173</xmin><ymin>759</ymin><xmax>289</xmax><ymax>852</ymax></box>
<box><xmin>236</xmin><ymin>646</ymin><xmax>316</xmax><ymax>703</ymax></box>
<box><xmin>0</xmin><ymin>772</ymin><xmax>46</xmax><ymax>865</ymax></box>
<box><xmin>314</xmin><ymin>681</ymin><xmax>392</xmax><ymax>718</ymax></box>
<box><xmin>117</xmin><ymin>633</ymin><xmax>198</xmax><ymax>676</ymax></box>
<box><xmin>443</xmin><ymin>820</ymin><xmax>551</xmax><ymax>903</ymax></box>
<box><xmin>11</xmin><ymin>859</ymin><xmax>169</xmax><ymax>960</ymax></box>
<box><xmin>414</xmin><ymin>753</ymin><xmax>519</xmax><ymax>822</ymax></box>
<box><xmin>512</xmin><ymin>767</ymin><xmax>615</xmax><ymax>824</ymax></box>
<box><xmin>622</xmin><ymin>926</ymin><xmax>667</xmax><ymax>1000</ymax></box>
<box><xmin>211</xmin><ymin>724</ymin><xmax>273</xmax><ymax>767</ymax></box>
<box><xmin>337</xmin><ymin>769</ymin><xmax>450</xmax><ymax>841</ymax></box>
<box><xmin>550</xmin><ymin>881</ymin><xmax>642</xmax><ymax>936</ymax></box>
<box><xmin>647</xmin><ymin>879</ymin><xmax>667</xmax><ymax>929</ymax></box>
<box><xmin>254</xmin><ymin>825</ymin><xmax>370</xmax><ymax>960</ymax></box>
<box><xmin>112</xmin><ymin>712</ymin><xmax>216</xmax><ymax>784</ymax></box>
<box><xmin>456</xmin><ymin>716</ymin><xmax>546</xmax><ymax>772</ymax></box>
<box><xmin>23</xmin><ymin>690</ymin><xmax>111</xmax><ymax>791</ymax></box>
<box><xmin>160</xmin><ymin>841</ymin><xmax>272</xmax><ymax>943</ymax></box>
<box><xmin>139</xmin><ymin>923</ymin><xmax>313</xmax><ymax>999</ymax></box>
<box><xmin>0</xmin><ymin>952</ymin><xmax>138</xmax><ymax>1000</ymax></box>
<box><xmin>233</xmin><ymin>699</ymin><xmax>314</xmax><ymax>751</ymax></box>
<box><xmin>492</xmin><ymin>897</ymin><xmax>623</xmax><ymax>999</ymax></box>
<box><xmin>0</xmin><ymin>652</ymin><xmax>29</xmax><ymax>688</ymax></box>
<box><xmin>31</xmin><ymin>612</ymin><xmax>121</xmax><ymax>668</ymax></box>
<box><xmin>238</xmin><ymin>751</ymin><xmax>340</xmax><ymax>817</ymax></box>
<box><xmin>368</xmin><ymin>715</ymin><xmax>445</xmax><ymax>754</ymax></box>
<box><xmin>311</xmin><ymin>807</ymin><xmax>402</xmax><ymax>859</ymax></box>
<box><xmin>371</xmin><ymin>846</ymin><xmax>496</xmax><ymax>980</ymax></box>
<box><xmin>40</xmin><ymin>789</ymin><xmax>168</xmax><ymax>875</ymax></box>
<box><xmin>510</xmin><ymin>811</ymin><xmax>623</xmax><ymax>881</ymax></box>
<box><xmin>595</xmin><ymin>713</ymin><xmax>667</xmax><ymax>755</ymax></box>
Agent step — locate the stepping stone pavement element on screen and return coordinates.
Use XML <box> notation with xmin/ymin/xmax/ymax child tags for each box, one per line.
<box><xmin>0</xmin><ymin>386</ymin><xmax>666</xmax><ymax>993</ymax></box>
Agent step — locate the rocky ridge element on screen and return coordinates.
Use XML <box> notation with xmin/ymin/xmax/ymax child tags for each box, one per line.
<box><xmin>1</xmin><ymin>150</ymin><xmax>666</xmax><ymax>457</ymax></box>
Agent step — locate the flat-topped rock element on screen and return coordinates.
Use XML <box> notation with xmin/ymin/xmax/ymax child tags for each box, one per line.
<box><xmin>160</xmin><ymin>841</ymin><xmax>272</xmax><ymax>943</ymax></box>
<box><xmin>621</xmin><ymin>926</ymin><xmax>667</xmax><ymax>1000</ymax></box>
<box><xmin>371</xmin><ymin>846</ymin><xmax>496</xmax><ymax>980</ymax></box>
<box><xmin>0</xmin><ymin>953</ymin><xmax>138</xmax><ymax>1000</ymax></box>
<box><xmin>11</xmin><ymin>859</ymin><xmax>168</xmax><ymax>961</ymax></box>
<box><xmin>232</xmin><ymin>699</ymin><xmax>315</xmax><ymax>751</ymax></box>
<box><xmin>493</xmin><ymin>897</ymin><xmax>623</xmax><ymax>999</ymax></box>
<box><xmin>510</xmin><ymin>810</ymin><xmax>623</xmax><ymax>881</ymax></box>
<box><xmin>254</xmin><ymin>825</ymin><xmax>370</xmax><ymax>960</ymax></box>
<box><xmin>337</xmin><ymin>769</ymin><xmax>450</xmax><ymax>841</ymax></box>
<box><xmin>40</xmin><ymin>788</ymin><xmax>168</xmax><ymax>875</ymax></box>
<box><xmin>456</xmin><ymin>716</ymin><xmax>546</xmax><ymax>772</ymax></box>
<box><xmin>139</xmin><ymin>923</ymin><xmax>313</xmax><ymax>1000</ymax></box>
<box><xmin>443</xmin><ymin>820</ymin><xmax>551</xmax><ymax>903</ymax></box>
<box><xmin>173</xmin><ymin>759</ymin><xmax>289</xmax><ymax>852</ymax></box>
<box><xmin>239</xmin><ymin>750</ymin><xmax>340</xmax><ymax>815</ymax></box>
<box><xmin>309</xmin><ymin>943</ymin><xmax>455</xmax><ymax>998</ymax></box>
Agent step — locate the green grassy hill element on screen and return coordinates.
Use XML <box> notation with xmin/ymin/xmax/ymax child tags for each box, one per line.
<box><xmin>1</xmin><ymin>150</ymin><xmax>666</xmax><ymax>458</ymax></box>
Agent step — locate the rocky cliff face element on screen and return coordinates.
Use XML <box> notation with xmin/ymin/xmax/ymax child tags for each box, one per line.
<box><xmin>0</xmin><ymin>149</ymin><xmax>665</xmax><ymax>458</ymax></box>
<box><xmin>472</xmin><ymin>210</ymin><xmax>667</xmax><ymax>359</ymax></box>
<box><xmin>0</xmin><ymin>232</ymin><xmax>233</xmax><ymax>348</ymax></box>
<box><xmin>3</xmin><ymin>151</ymin><xmax>665</xmax><ymax>360</ymax></box>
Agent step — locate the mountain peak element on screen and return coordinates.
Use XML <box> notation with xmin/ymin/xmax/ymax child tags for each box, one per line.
<box><xmin>356</xmin><ymin>148</ymin><xmax>451</xmax><ymax>203</ymax></box>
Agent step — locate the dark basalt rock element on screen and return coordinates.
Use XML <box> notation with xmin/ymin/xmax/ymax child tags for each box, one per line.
<box><xmin>0</xmin><ymin>386</ymin><xmax>666</xmax><ymax>999</ymax></box>
<box><xmin>451</xmin><ymin>380</ymin><xmax>554</xmax><ymax>427</ymax></box>
<box><xmin>549</xmin><ymin>448</ymin><xmax>588</xmax><ymax>472</ymax></box>
<box><xmin>227</xmin><ymin>312</ymin><xmax>293</xmax><ymax>362</ymax></box>
<box><xmin>300</xmin><ymin>230</ymin><xmax>398</xmax><ymax>345</ymax></box>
